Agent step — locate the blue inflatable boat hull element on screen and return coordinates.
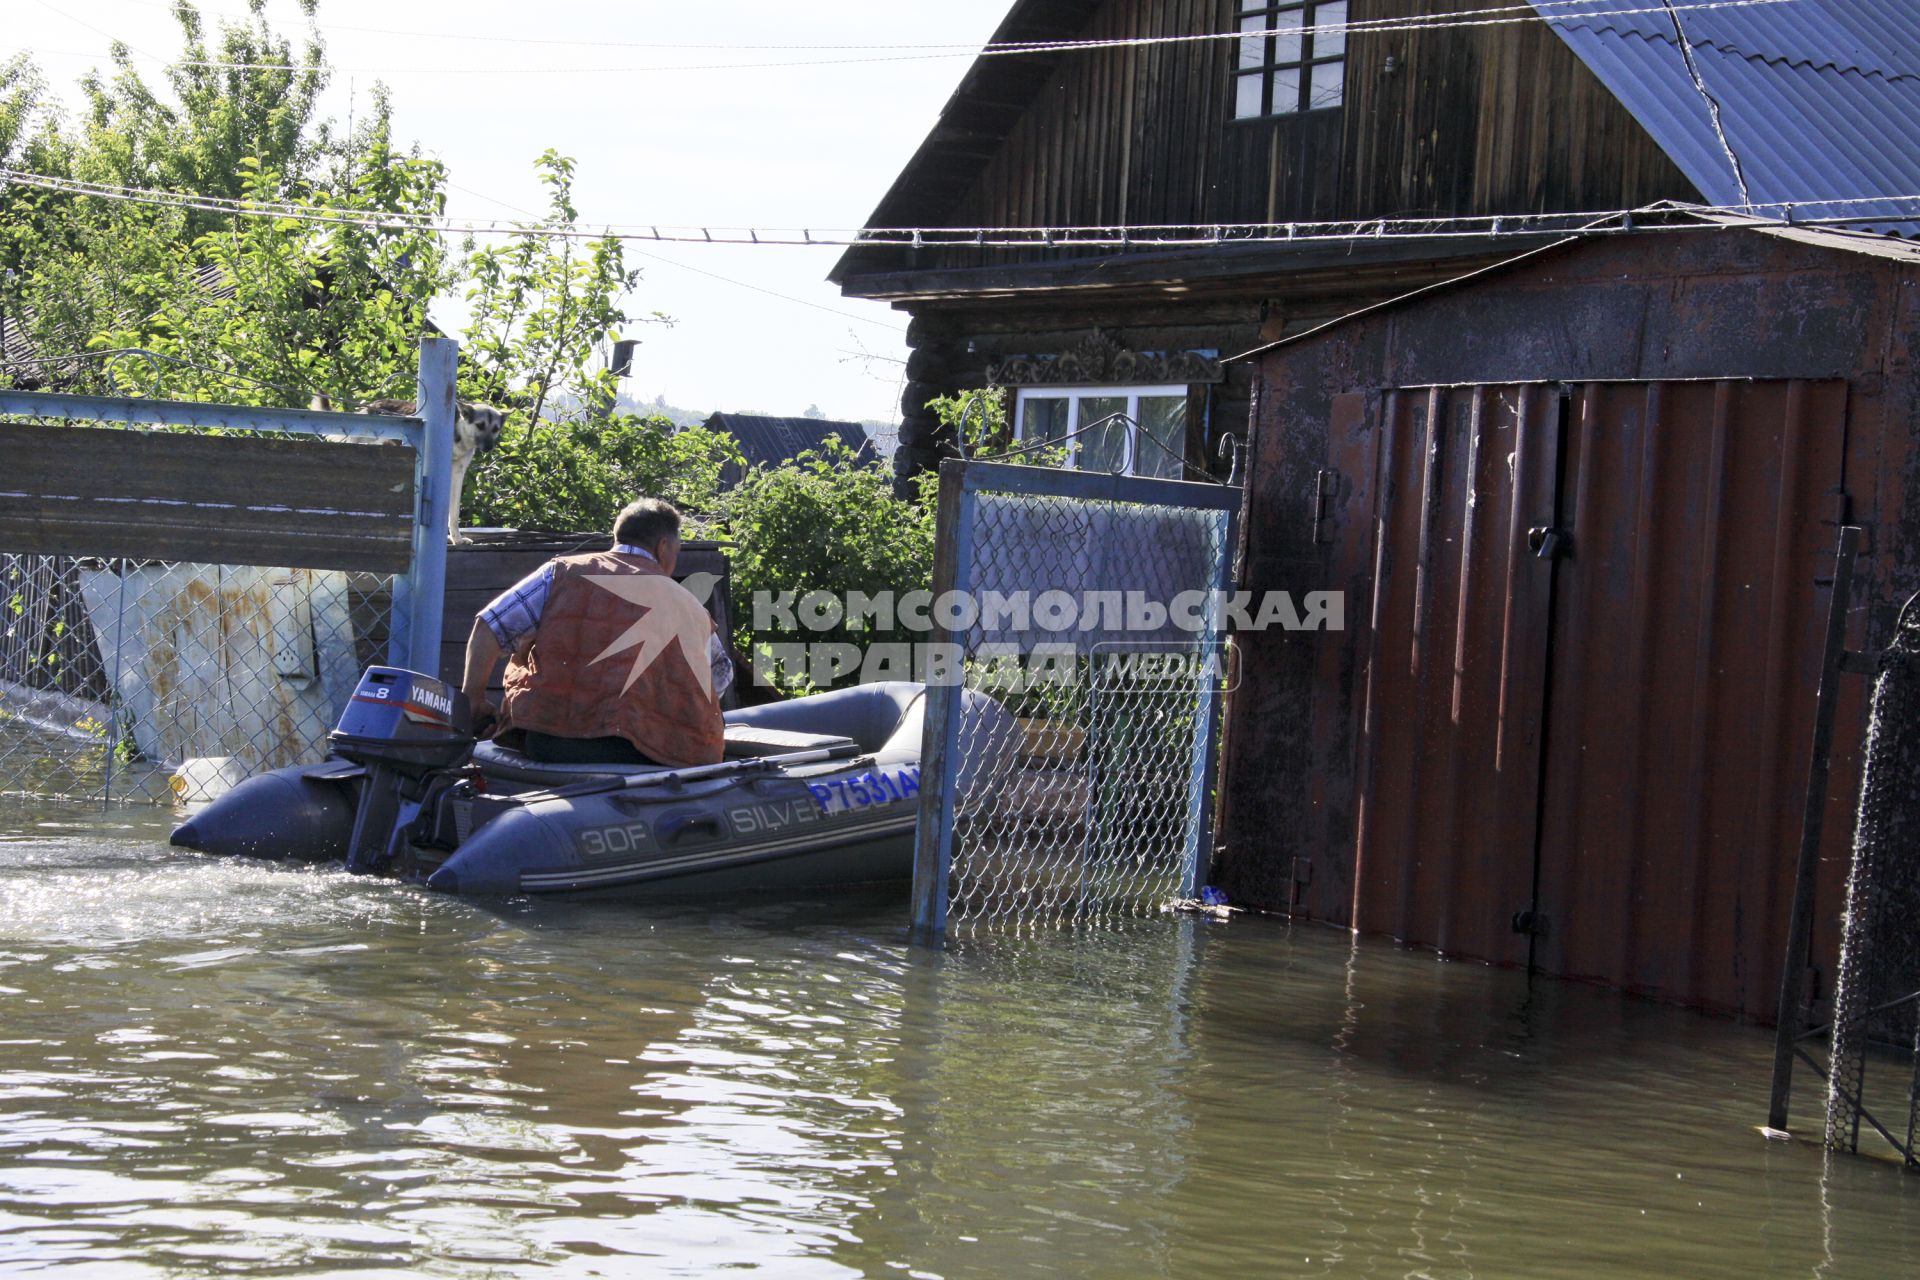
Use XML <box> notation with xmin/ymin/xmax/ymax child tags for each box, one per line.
<box><xmin>172</xmin><ymin>680</ymin><xmax>1017</xmax><ymax>900</ymax></box>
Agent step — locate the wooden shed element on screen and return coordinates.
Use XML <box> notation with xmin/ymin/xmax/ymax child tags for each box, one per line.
<box><xmin>1217</xmin><ymin>220</ymin><xmax>1920</xmax><ymax>1022</ymax></box>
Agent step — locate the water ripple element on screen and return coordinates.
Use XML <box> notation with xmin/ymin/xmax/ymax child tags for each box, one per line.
<box><xmin>0</xmin><ymin>816</ymin><xmax>1912</xmax><ymax>1276</ymax></box>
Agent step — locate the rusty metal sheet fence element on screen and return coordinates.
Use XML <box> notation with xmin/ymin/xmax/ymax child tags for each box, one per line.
<box><xmin>912</xmin><ymin>460</ymin><xmax>1240</xmax><ymax>940</ymax></box>
<box><xmin>0</xmin><ymin>553</ymin><xmax>388</xmax><ymax>803</ymax></box>
<box><xmin>0</xmin><ymin>340</ymin><xmax>455</xmax><ymax>806</ymax></box>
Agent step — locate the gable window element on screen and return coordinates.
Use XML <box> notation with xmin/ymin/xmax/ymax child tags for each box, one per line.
<box><xmin>1234</xmin><ymin>1</ymin><xmax>1347</xmax><ymax>118</ymax></box>
<box><xmin>1013</xmin><ymin>386</ymin><xmax>1188</xmax><ymax>480</ymax></box>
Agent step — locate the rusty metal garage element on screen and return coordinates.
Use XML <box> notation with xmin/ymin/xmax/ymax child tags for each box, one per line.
<box><xmin>1217</xmin><ymin>219</ymin><xmax>1920</xmax><ymax>1021</ymax></box>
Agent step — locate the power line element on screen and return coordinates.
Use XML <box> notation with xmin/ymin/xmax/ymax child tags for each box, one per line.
<box><xmin>18</xmin><ymin>0</ymin><xmax>1796</xmax><ymax>77</ymax></box>
<box><xmin>38</xmin><ymin>0</ymin><xmax>1759</xmax><ymax>56</ymax></box>
<box><xmin>442</xmin><ymin>179</ymin><xmax>907</xmax><ymax>333</ymax></box>
<box><xmin>625</xmin><ymin>246</ymin><xmax>909</xmax><ymax>333</ymax></box>
<box><xmin>4</xmin><ymin>167</ymin><xmax>1915</xmax><ymax>248</ymax></box>
<box><xmin>1662</xmin><ymin>0</ymin><xmax>1752</xmax><ymax>206</ymax></box>
<box><xmin>24</xmin><ymin>0</ymin><xmax>164</xmax><ymax>65</ymax></box>
<box><xmin>96</xmin><ymin>0</ymin><xmax>1000</xmax><ymax>53</ymax></box>
<box><xmin>975</xmin><ymin>0</ymin><xmax>1795</xmax><ymax>57</ymax></box>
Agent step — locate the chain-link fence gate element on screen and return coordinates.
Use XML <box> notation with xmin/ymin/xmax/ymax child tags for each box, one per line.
<box><xmin>911</xmin><ymin>459</ymin><xmax>1240</xmax><ymax>940</ymax></box>
<box><xmin>1765</xmin><ymin>527</ymin><xmax>1920</xmax><ymax>1168</ymax></box>
<box><xmin>1822</xmin><ymin>589</ymin><xmax>1920</xmax><ymax>1167</ymax></box>
<box><xmin>0</xmin><ymin>339</ymin><xmax>455</xmax><ymax>805</ymax></box>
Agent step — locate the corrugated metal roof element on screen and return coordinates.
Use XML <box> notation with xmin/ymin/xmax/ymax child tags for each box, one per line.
<box><xmin>701</xmin><ymin>413</ymin><xmax>873</xmax><ymax>471</ymax></box>
<box><xmin>1540</xmin><ymin>0</ymin><xmax>1920</xmax><ymax>232</ymax></box>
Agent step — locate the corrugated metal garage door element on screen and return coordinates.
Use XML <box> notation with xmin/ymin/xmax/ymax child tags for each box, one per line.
<box><xmin>1352</xmin><ymin>379</ymin><xmax>1846</xmax><ymax>1016</ymax></box>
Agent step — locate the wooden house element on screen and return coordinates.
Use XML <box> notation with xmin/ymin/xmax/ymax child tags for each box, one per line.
<box><xmin>832</xmin><ymin>0</ymin><xmax>1914</xmax><ymax>485</ymax></box>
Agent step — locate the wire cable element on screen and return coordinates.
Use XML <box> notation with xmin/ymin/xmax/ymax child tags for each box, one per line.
<box><xmin>85</xmin><ymin>0</ymin><xmax>1618</xmax><ymax>52</ymax></box>
<box><xmin>21</xmin><ymin>0</ymin><xmax>1797</xmax><ymax>76</ymax></box>
<box><xmin>92</xmin><ymin>0</ymin><xmax>1784</xmax><ymax>56</ymax></box>
<box><xmin>625</xmin><ymin>246</ymin><xmax>909</xmax><ymax>333</ymax></box>
<box><xmin>5</xmin><ymin>168</ymin><xmax>1916</xmax><ymax>248</ymax></box>
<box><xmin>24</xmin><ymin>0</ymin><xmax>165</xmax><ymax>65</ymax></box>
<box><xmin>1</xmin><ymin>345</ymin><xmax>318</xmax><ymax>403</ymax></box>
<box><xmin>445</xmin><ymin>181</ymin><xmax>908</xmax><ymax>332</ymax></box>
<box><xmin>1662</xmin><ymin>0</ymin><xmax>1752</xmax><ymax>206</ymax></box>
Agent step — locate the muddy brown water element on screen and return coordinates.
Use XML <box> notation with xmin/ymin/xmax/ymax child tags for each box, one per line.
<box><xmin>0</xmin><ymin>801</ymin><xmax>1915</xmax><ymax>1277</ymax></box>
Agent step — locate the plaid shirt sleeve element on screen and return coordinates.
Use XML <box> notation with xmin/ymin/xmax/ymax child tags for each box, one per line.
<box><xmin>476</xmin><ymin>561</ymin><xmax>554</xmax><ymax>649</ymax></box>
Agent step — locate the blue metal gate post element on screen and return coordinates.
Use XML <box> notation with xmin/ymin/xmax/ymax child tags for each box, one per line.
<box><xmin>390</xmin><ymin>337</ymin><xmax>456</xmax><ymax>672</ymax></box>
<box><xmin>1181</xmin><ymin>503</ymin><xmax>1239</xmax><ymax>898</ymax></box>
<box><xmin>910</xmin><ymin>459</ymin><xmax>976</xmax><ymax>944</ymax></box>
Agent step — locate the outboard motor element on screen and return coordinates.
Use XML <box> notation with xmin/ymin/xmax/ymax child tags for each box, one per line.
<box><xmin>328</xmin><ymin>667</ymin><xmax>475</xmax><ymax>873</ymax></box>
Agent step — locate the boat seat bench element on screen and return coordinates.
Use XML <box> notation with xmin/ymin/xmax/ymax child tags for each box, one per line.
<box><xmin>722</xmin><ymin>724</ymin><xmax>859</xmax><ymax>758</ymax></box>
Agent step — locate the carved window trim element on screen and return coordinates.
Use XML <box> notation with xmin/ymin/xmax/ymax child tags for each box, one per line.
<box><xmin>985</xmin><ymin>331</ymin><xmax>1223</xmax><ymax>387</ymax></box>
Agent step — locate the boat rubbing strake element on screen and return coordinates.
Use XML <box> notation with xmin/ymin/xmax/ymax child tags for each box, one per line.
<box><xmin>170</xmin><ymin>667</ymin><xmax>1016</xmax><ymax>899</ymax></box>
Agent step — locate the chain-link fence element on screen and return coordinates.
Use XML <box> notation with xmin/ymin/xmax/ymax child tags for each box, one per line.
<box><xmin>913</xmin><ymin>461</ymin><xmax>1240</xmax><ymax>939</ymax></box>
<box><xmin>0</xmin><ymin>553</ymin><xmax>391</xmax><ymax>803</ymax></box>
<box><xmin>0</xmin><ymin>344</ymin><xmax>453</xmax><ymax>807</ymax></box>
<box><xmin>1823</xmin><ymin>593</ymin><xmax>1920</xmax><ymax>1167</ymax></box>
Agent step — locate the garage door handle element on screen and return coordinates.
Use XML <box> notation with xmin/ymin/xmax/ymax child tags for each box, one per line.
<box><xmin>1527</xmin><ymin>526</ymin><xmax>1571</xmax><ymax>560</ymax></box>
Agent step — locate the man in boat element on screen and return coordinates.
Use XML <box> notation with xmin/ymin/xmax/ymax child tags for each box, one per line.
<box><xmin>460</xmin><ymin>497</ymin><xmax>732</xmax><ymax>767</ymax></box>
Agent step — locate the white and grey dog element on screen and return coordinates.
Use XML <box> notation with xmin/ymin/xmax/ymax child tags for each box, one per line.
<box><xmin>317</xmin><ymin>397</ymin><xmax>507</xmax><ymax>544</ymax></box>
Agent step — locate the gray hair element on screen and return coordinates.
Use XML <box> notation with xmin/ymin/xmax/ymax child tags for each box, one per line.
<box><xmin>613</xmin><ymin>497</ymin><xmax>682</xmax><ymax>549</ymax></box>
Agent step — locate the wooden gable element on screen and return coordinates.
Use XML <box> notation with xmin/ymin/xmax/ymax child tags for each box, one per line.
<box><xmin>837</xmin><ymin>0</ymin><xmax>1698</xmax><ymax>288</ymax></box>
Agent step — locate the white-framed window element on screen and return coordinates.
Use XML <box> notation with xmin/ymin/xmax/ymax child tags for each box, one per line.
<box><xmin>1233</xmin><ymin>1</ymin><xmax>1347</xmax><ymax>119</ymax></box>
<box><xmin>1013</xmin><ymin>385</ymin><xmax>1189</xmax><ymax>479</ymax></box>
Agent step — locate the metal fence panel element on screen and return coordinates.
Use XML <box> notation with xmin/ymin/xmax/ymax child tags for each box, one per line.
<box><xmin>913</xmin><ymin>460</ymin><xmax>1239</xmax><ymax>939</ymax></box>
<box><xmin>0</xmin><ymin>555</ymin><xmax>389</xmax><ymax>803</ymax></box>
<box><xmin>0</xmin><ymin>340</ymin><xmax>453</xmax><ymax>806</ymax></box>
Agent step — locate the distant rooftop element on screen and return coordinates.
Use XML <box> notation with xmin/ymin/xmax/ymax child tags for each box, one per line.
<box><xmin>701</xmin><ymin>412</ymin><xmax>875</xmax><ymax>484</ymax></box>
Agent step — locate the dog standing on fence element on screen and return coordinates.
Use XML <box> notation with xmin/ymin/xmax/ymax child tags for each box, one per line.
<box><xmin>315</xmin><ymin>397</ymin><xmax>506</xmax><ymax>544</ymax></box>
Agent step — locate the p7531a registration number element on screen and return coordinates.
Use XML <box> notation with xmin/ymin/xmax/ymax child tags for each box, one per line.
<box><xmin>808</xmin><ymin>767</ymin><xmax>921</xmax><ymax>815</ymax></box>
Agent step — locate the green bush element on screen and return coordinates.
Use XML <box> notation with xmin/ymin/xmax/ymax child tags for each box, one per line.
<box><xmin>926</xmin><ymin>385</ymin><xmax>1069</xmax><ymax>467</ymax></box>
<box><xmin>721</xmin><ymin>436</ymin><xmax>936</xmax><ymax>690</ymax></box>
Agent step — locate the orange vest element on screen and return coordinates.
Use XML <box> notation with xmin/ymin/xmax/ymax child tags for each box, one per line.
<box><xmin>498</xmin><ymin>550</ymin><xmax>725</xmax><ymax>767</ymax></box>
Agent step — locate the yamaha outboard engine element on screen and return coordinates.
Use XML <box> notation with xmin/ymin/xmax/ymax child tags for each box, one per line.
<box><xmin>328</xmin><ymin>667</ymin><xmax>475</xmax><ymax>873</ymax></box>
<box><xmin>171</xmin><ymin>666</ymin><xmax>475</xmax><ymax>865</ymax></box>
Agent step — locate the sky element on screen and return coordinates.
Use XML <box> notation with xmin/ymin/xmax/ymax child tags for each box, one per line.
<box><xmin>8</xmin><ymin>0</ymin><xmax>1012</xmax><ymax>424</ymax></box>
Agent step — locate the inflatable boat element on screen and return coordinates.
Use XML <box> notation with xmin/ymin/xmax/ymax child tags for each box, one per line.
<box><xmin>170</xmin><ymin>666</ymin><xmax>1015</xmax><ymax>898</ymax></box>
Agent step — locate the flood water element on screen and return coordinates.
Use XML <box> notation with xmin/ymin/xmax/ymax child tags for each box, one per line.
<box><xmin>0</xmin><ymin>802</ymin><xmax>1915</xmax><ymax>1278</ymax></box>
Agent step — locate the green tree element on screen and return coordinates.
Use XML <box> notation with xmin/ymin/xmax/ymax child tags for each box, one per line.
<box><xmin>458</xmin><ymin>150</ymin><xmax>654</xmax><ymax>435</ymax></box>
<box><xmin>0</xmin><ymin>1</ymin><xmax>388</xmax><ymax>392</ymax></box>
<box><xmin>452</xmin><ymin>149</ymin><xmax>702</xmax><ymax>531</ymax></box>
<box><xmin>100</xmin><ymin>137</ymin><xmax>453</xmax><ymax>407</ymax></box>
<box><xmin>0</xmin><ymin>53</ymin><xmax>49</xmax><ymax>167</ymax></box>
<box><xmin>464</xmin><ymin>417</ymin><xmax>739</xmax><ymax>536</ymax></box>
<box><xmin>2</xmin><ymin>1</ymin><xmax>333</xmax><ymax>269</ymax></box>
<box><xmin>63</xmin><ymin>0</ymin><xmax>330</xmax><ymax>211</ymax></box>
<box><xmin>0</xmin><ymin>4</ymin><xmax>735</xmax><ymax>542</ymax></box>
<box><xmin>926</xmin><ymin>386</ymin><xmax>1010</xmax><ymax>453</ymax></box>
<box><xmin>926</xmin><ymin>386</ymin><xmax>1068</xmax><ymax>467</ymax></box>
